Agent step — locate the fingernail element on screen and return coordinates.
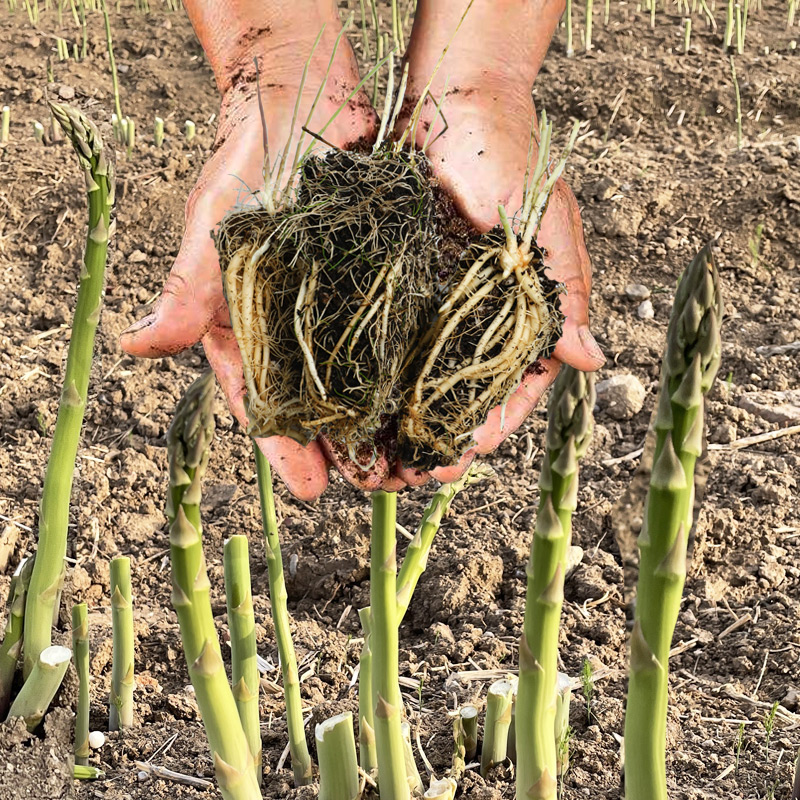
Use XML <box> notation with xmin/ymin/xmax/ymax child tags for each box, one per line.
<box><xmin>579</xmin><ymin>326</ymin><xmax>606</xmax><ymax>366</ymax></box>
<box><xmin>121</xmin><ymin>313</ymin><xmax>156</xmax><ymax>337</ymax></box>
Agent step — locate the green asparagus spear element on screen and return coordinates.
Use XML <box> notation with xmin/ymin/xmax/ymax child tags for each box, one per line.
<box><xmin>516</xmin><ymin>366</ymin><xmax>595</xmax><ymax>800</ymax></box>
<box><xmin>72</xmin><ymin>603</ymin><xmax>90</xmax><ymax>764</ymax></box>
<box><xmin>23</xmin><ymin>105</ymin><xmax>113</xmax><ymax>677</ymax></box>
<box><xmin>624</xmin><ymin>246</ymin><xmax>722</xmax><ymax>800</ymax></box>
<box><xmin>109</xmin><ymin>557</ymin><xmax>134</xmax><ymax>730</ymax></box>
<box><xmin>167</xmin><ymin>372</ymin><xmax>260</xmax><ymax>800</ymax></box>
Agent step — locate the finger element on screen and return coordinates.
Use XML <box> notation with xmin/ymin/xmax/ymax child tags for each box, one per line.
<box><xmin>256</xmin><ymin>436</ymin><xmax>330</xmax><ymax>502</ymax></box>
<box><xmin>202</xmin><ymin>324</ymin><xmax>330</xmax><ymax>501</ymax></box>
<box><xmin>395</xmin><ymin>463</ymin><xmax>430</xmax><ymax>488</ymax></box>
<box><xmin>553</xmin><ymin>321</ymin><xmax>605</xmax><ymax>372</ymax></box>
<box><xmin>317</xmin><ymin>435</ymin><xmax>392</xmax><ymax>493</ymax></box>
<box><xmin>120</xmin><ymin>216</ymin><xmax>224</xmax><ymax>358</ymax></box>
<box><xmin>429</xmin><ymin>449</ymin><xmax>475</xmax><ymax>484</ymax></box>
<box><xmin>472</xmin><ymin>359</ymin><xmax>560</xmax><ymax>455</ymax></box>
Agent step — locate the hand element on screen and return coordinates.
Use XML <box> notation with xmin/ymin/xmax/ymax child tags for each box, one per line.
<box><xmin>399</xmin><ymin>87</ymin><xmax>604</xmax><ymax>484</ymax></box>
<box><xmin>120</xmin><ymin>37</ymin><xmax>378</xmax><ymax>501</ymax></box>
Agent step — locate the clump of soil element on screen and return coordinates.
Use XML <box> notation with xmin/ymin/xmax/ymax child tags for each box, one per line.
<box><xmin>216</xmin><ymin>146</ymin><xmax>563</xmax><ymax>469</ymax></box>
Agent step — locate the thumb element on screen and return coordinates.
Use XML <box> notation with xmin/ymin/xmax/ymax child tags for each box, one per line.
<box><xmin>120</xmin><ymin>213</ymin><xmax>224</xmax><ymax>358</ymax></box>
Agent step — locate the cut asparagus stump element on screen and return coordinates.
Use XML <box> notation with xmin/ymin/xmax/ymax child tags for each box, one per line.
<box><xmin>424</xmin><ymin>777</ymin><xmax>457</xmax><ymax>800</ymax></box>
<box><xmin>23</xmin><ymin>104</ymin><xmax>114</xmax><ymax>678</ymax></box>
<box><xmin>481</xmin><ymin>678</ymin><xmax>515</xmax><ymax>776</ymax></box>
<box><xmin>370</xmin><ymin>490</ymin><xmax>409</xmax><ymax>800</ymax></box>
<box><xmin>401</xmin><ymin>721</ymin><xmax>424</xmax><ymax>794</ymax></box>
<box><xmin>72</xmin><ymin>603</ymin><xmax>91</xmax><ymax>764</ymax></box>
<box><xmin>253</xmin><ymin>444</ymin><xmax>312</xmax><ymax>787</ymax></box>
<box><xmin>516</xmin><ymin>366</ymin><xmax>595</xmax><ymax>800</ymax></box>
<box><xmin>624</xmin><ymin>246</ymin><xmax>722</xmax><ymax>800</ymax></box>
<box><xmin>167</xmin><ymin>372</ymin><xmax>261</xmax><ymax>800</ymax></box>
<box><xmin>224</xmin><ymin>535</ymin><xmax>262</xmax><ymax>785</ymax></box>
<box><xmin>460</xmin><ymin>705</ymin><xmax>478</xmax><ymax>761</ymax></box>
<box><xmin>109</xmin><ymin>556</ymin><xmax>134</xmax><ymax>730</ymax></box>
<box><xmin>6</xmin><ymin>645</ymin><xmax>71</xmax><ymax>731</ymax></box>
<box><xmin>316</xmin><ymin>712</ymin><xmax>359</xmax><ymax>800</ymax></box>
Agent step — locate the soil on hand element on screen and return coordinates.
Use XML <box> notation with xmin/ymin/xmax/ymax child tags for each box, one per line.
<box><xmin>0</xmin><ymin>1</ymin><xmax>798</xmax><ymax>800</ymax></box>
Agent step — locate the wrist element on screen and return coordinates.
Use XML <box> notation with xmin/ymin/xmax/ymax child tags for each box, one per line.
<box><xmin>185</xmin><ymin>0</ymin><xmax>348</xmax><ymax>95</ymax></box>
<box><xmin>406</xmin><ymin>0</ymin><xmax>565</xmax><ymax>92</ymax></box>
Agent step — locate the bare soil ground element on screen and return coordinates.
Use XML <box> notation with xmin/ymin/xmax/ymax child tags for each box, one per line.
<box><xmin>0</xmin><ymin>2</ymin><xmax>799</xmax><ymax>799</ymax></box>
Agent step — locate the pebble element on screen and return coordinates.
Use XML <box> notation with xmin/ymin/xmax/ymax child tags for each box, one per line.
<box><xmin>57</xmin><ymin>85</ymin><xmax>75</xmax><ymax>100</ymax></box>
<box><xmin>624</xmin><ymin>283</ymin><xmax>650</xmax><ymax>301</ymax></box>
<box><xmin>128</xmin><ymin>249</ymin><xmax>147</xmax><ymax>263</ymax></box>
<box><xmin>88</xmin><ymin>730</ymin><xmax>105</xmax><ymax>749</ymax></box>
<box><xmin>595</xmin><ymin>374</ymin><xmax>646</xmax><ymax>420</ymax></box>
<box><xmin>637</xmin><ymin>299</ymin><xmax>655</xmax><ymax>320</ymax></box>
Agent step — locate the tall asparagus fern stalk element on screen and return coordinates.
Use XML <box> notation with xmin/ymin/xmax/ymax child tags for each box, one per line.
<box><xmin>624</xmin><ymin>246</ymin><xmax>722</xmax><ymax>800</ymax></box>
<box><xmin>516</xmin><ymin>366</ymin><xmax>595</xmax><ymax>800</ymax></box>
<box><xmin>23</xmin><ymin>104</ymin><xmax>114</xmax><ymax>677</ymax></box>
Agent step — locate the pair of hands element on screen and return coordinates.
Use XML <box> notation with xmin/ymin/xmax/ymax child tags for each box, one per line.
<box><xmin>120</xmin><ymin>18</ymin><xmax>603</xmax><ymax>501</ymax></box>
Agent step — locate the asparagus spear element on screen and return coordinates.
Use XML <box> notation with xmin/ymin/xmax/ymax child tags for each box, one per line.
<box><xmin>72</xmin><ymin>603</ymin><xmax>91</xmax><ymax>765</ymax></box>
<box><xmin>0</xmin><ymin>558</ymin><xmax>33</xmax><ymax>716</ymax></box>
<box><xmin>224</xmin><ymin>535</ymin><xmax>262</xmax><ymax>785</ymax></box>
<box><xmin>370</xmin><ymin>490</ymin><xmax>409</xmax><ymax>800</ymax></box>
<box><xmin>253</xmin><ymin>444</ymin><xmax>312</xmax><ymax>786</ymax></box>
<box><xmin>624</xmin><ymin>246</ymin><xmax>722</xmax><ymax>800</ymax></box>
<box><xmin>167</xmin><ymin>372</ymin><xmax>260</xmax><ymax>800</ymax></box>
<box><xmin>109</xmin><ymin>556</ymin><xmax>134</xmax><ymax>730</ymax></box>
<box><xmin>23</xmin><ymin>104</ymin><xmax>114</xmax><ymax>677</ymax></box>
<box><xmin>516</xmin><ymin>366</ymin><xmax>595</xmax><ymax>800</ymax></box>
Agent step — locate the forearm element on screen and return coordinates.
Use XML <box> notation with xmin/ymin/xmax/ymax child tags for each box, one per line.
<box><xmin>406</xmin><ymin>0</ymin><xmax>565</xmax><ymax>93</ymax></box>
<box><xmin>184</xmin><ymin>0</ymin><xmax>347</xmax><ymax>95</ymax></box>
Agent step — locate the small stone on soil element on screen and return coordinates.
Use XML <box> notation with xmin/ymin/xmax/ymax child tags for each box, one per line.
<box><xmin>624</xmin><ymin>283</ymin><xmax>651</xmax><ymax>301</ymax></box>
<box><xmin>637</xmin><ymin>299</ymin><xmax>655</xmax><ymax>319</ymax></box>
<box><xmin>595</xmin><ymin>374</ymin><xmax>646</xmax><ymax>419</ymax></box>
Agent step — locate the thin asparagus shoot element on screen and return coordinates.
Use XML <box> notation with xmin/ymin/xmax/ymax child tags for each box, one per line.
<box><xmin>253</xmin><ymin>444</ymin><xmax>312</xmax><ymax>786</ymax></box>
<box><xmin>7</xmin><ymin>645</ymin><xmax>71</xmax><ymax>731</ymax></box>
<box><xmin>23</xmin><ymin>104</ymin><xmax>113</xmax><ymax>678</ymax></box>
<box><xmin>167</xmin><ymin>372</ymin><xmax>260</xmax><ymax>800</ymax></box>
<box><xmin>358</xmin><ymin>606</ymin><xmax>377</xmax><ymax>776</ymax></box>
<box><xmin>585</xmin><ymin>0</ymin><xmax>594</xmax><ymax>51</ymax></box>
<box><xmin>1</xmin><ymin>106</ymin><xmax>9</xmax><ymax>144</ymax></box>
<box><xmin>100</xmin><ymin>0</ymin><xmax>123</xmax><ymax>129</ymax></box>
<box><xmin>316</xmin><ymin>712</ymin><xmax>360</xmax><ymax>800</ymax></box>
<box><xmin>370</xmin><ymin>490</ymin><xmax>409</xmax><ymax>800</ymax></box>
<box><xmin>480</xmin><ymin>678</ymin><xmax>514</xmax><ymax>777</ymax></box>
<box><xmin>515</xmin><ymin>366</ymin><xmax>595</xmax><ymax>800</ymax></box>
<box><xmin>224</xmin><ymin>535</ymin><xmax>262</xmax><ymax>786</ymax></box>
<box><xmin>185</xmin><ymin>119</ymin><xmax>196</xmax><ymax>141</ymax></box>
<box><xmin>72</xmin><ymin>602</ymin><xmax>91</xmax><ymax>765</ymax></box>
<box><xmin>623</xmin><ymin>246</ymin><xmax>722</xmax><ymax>800</ymax></box>
<box><xmin>0</xmin><ymin>558</ymin><xmax>32</xmax><ymax>717</ymax></box>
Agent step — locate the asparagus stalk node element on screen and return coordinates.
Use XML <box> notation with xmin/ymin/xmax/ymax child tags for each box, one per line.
<box><xmin>109</xmin><ymin>557</ymin><xmax>134</xmax><ymax>730</ymax></box>
<box><xmin>7</xmin><ymin>645</ymin><xmax>71</xmax><ymax>731</ymax></box>
<box><xmin>623</xmin><ymin>246</ymin><xmax>722</xmax><ymax>800</ymax></box>
<box><xmin>253</xmin><ymin>444</ymin><xmax>312</xmax><ymax>786</ymax></box>
<box><xmin>481</xmin><ymin>678</ymin><xmax>514</xmax><ymax>777</ymax></box>
<box><xmin>370</xmin><ymin>490</ymin><xmax>409</xmax><ymax>800</ymax></box>
<box><xmin>167</xmin><ymin>373</ymin><xmax>261</xmax><ymax>800</ymax></box>
<box><xmin>72</xmin><ymin>603</ymin><xmax>91</xmax><ymax>764</ymax></box>
<box><xmin>24</xmin><ymin>105</ymin><xmax>114</xmax><ymax>678</ymax></box>
<box><xmin>516</xmin><ymin>366</ymin><xmax>595</xmax><ymax>800</ymax></box>
<box><xmin>316</xmin><ymin>712</ymin><xmax>360</xmax><ymax>800</ymax></box>
<box><xmin>224</xmin><ymin>535</ymin><xmax>262</xmax><ymax>786</ymax></box>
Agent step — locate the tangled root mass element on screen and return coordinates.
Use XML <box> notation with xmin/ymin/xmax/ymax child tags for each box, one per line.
<box><xmin>216</xmin><ymin>146</ymin><xmax>564</xmax><ymax>469</ymax></box>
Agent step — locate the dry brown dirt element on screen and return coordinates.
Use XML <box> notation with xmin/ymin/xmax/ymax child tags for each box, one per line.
<box><xmin>0</xmin><ymin>1</ymin><xmax>799</xmax><ymax>799</ymax></box>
